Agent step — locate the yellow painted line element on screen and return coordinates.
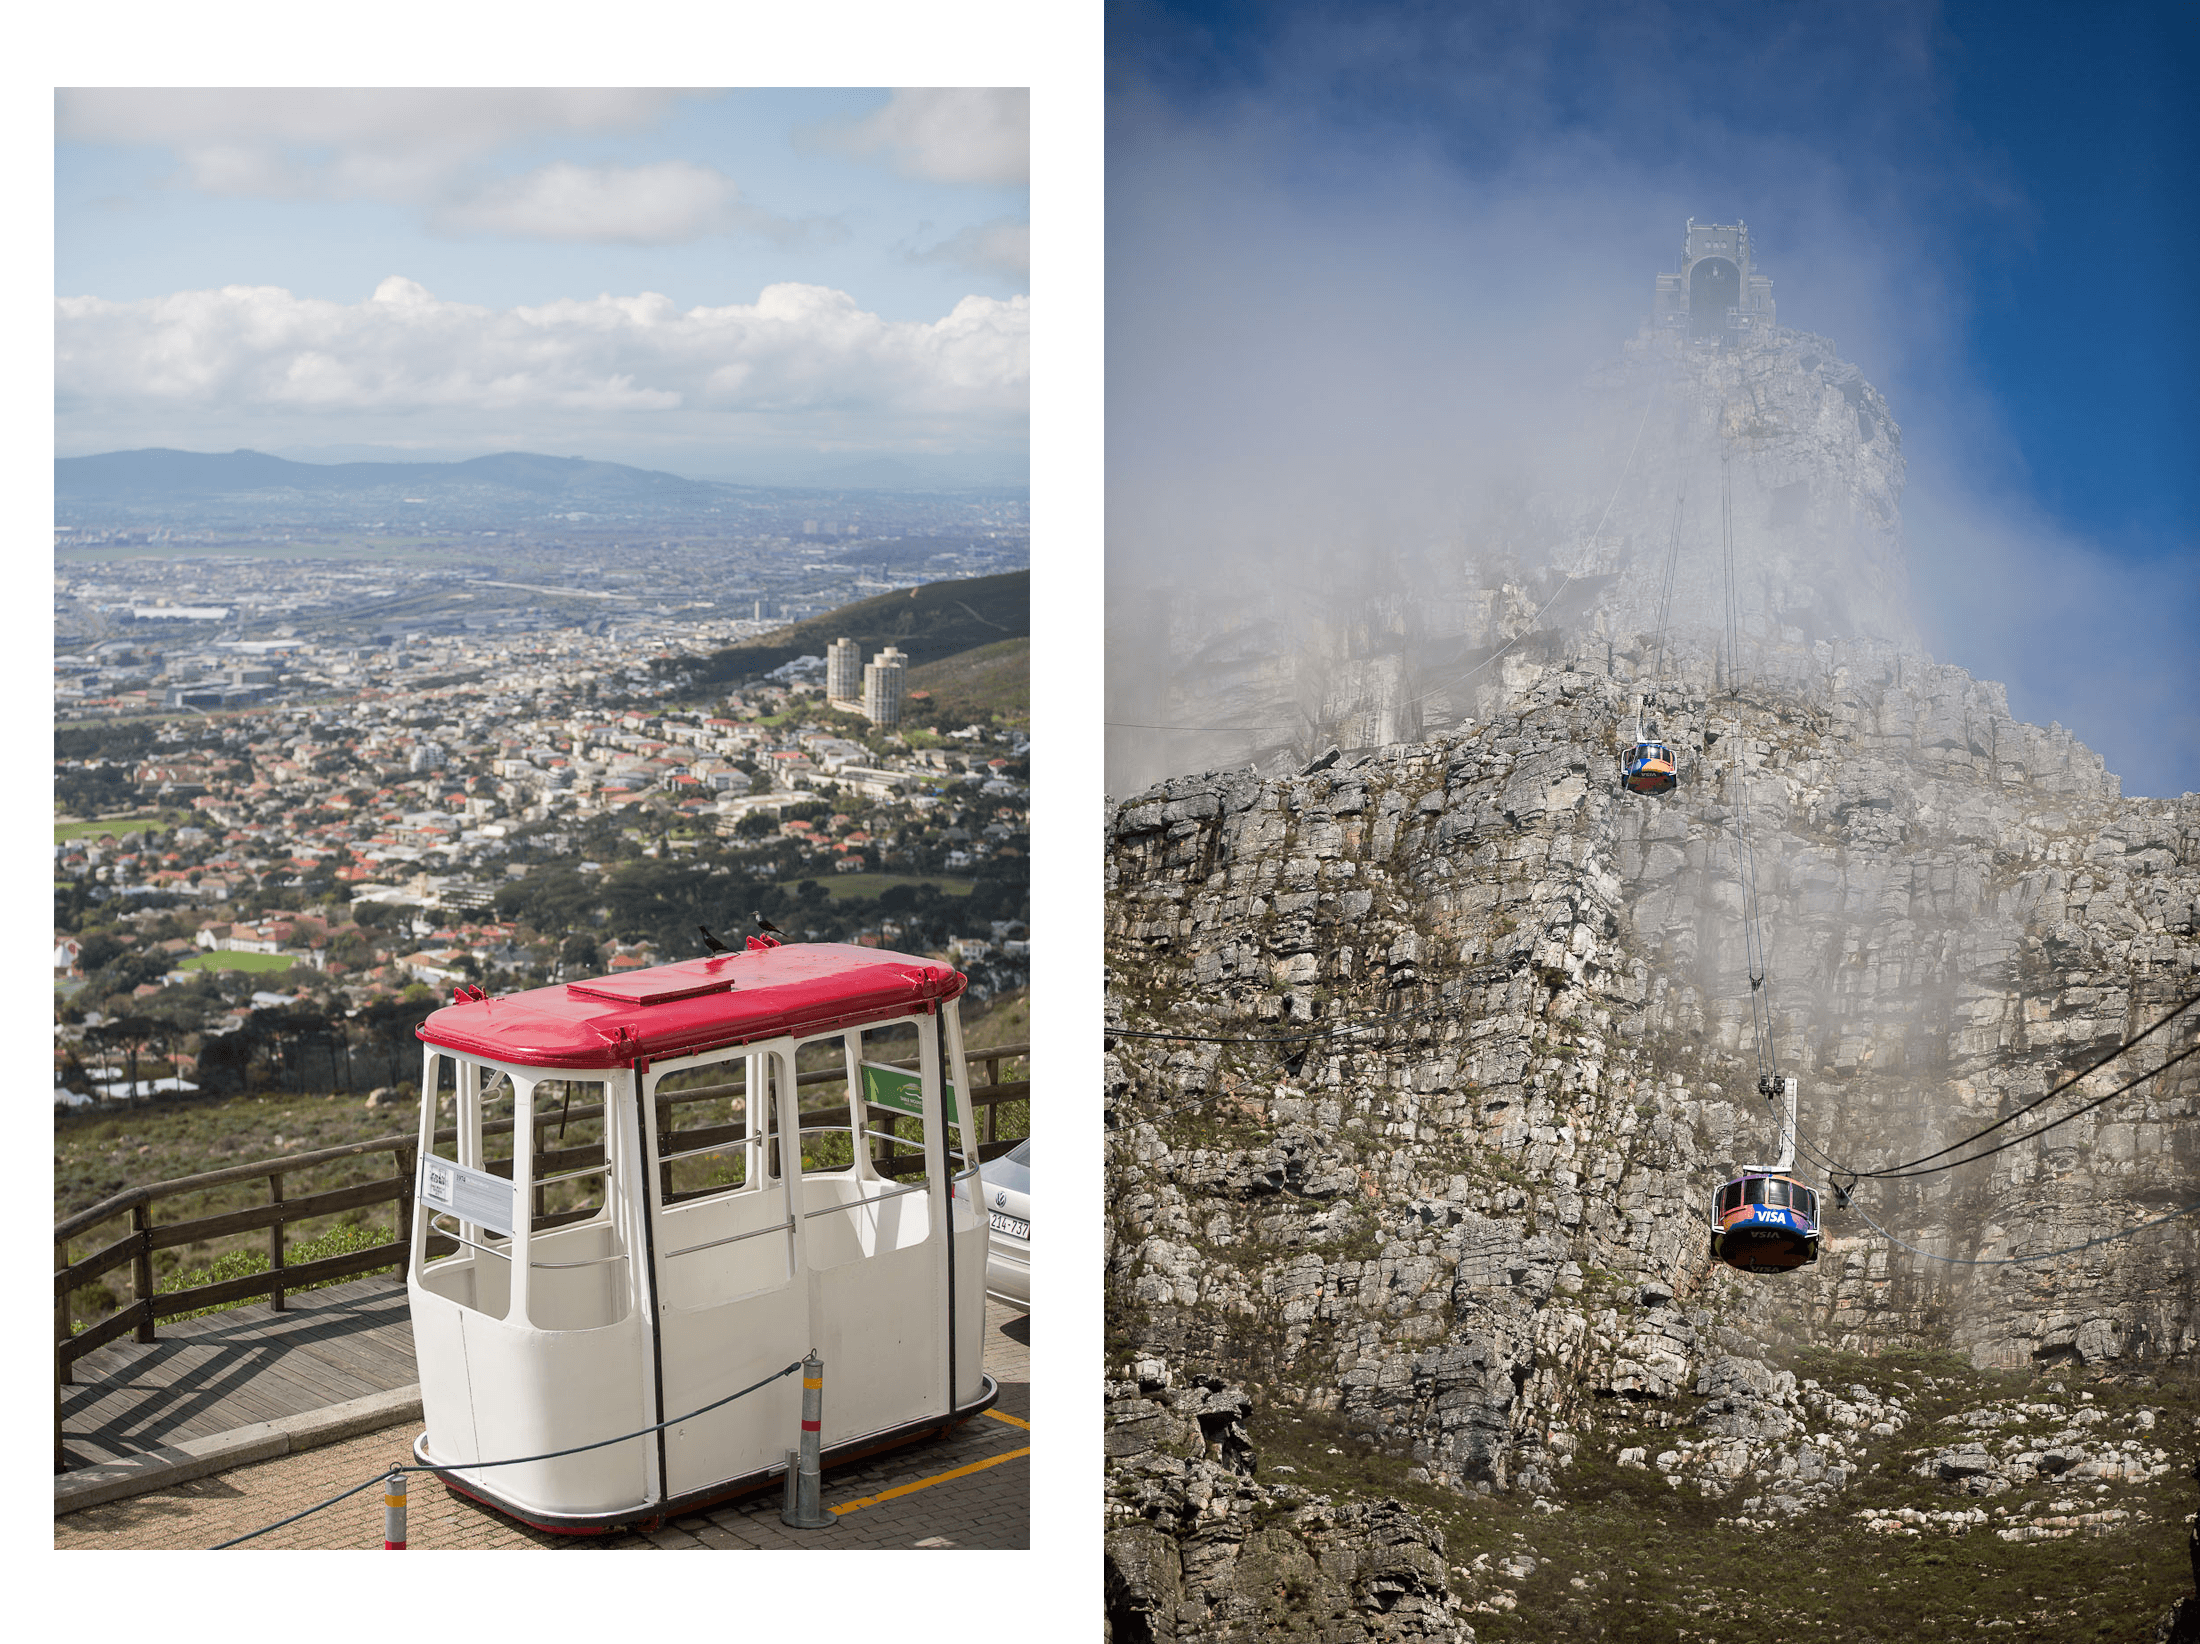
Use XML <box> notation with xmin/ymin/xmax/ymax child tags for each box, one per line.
<box><xmin>830</xmin><ymin>1446</ymin><xmax>1030</xmax><ymax>1515</ymax></box>
<box><xmin>984</xmin><ymin>1409</ymin><xmax>1030</xmax><ymax>1430</ymax></box>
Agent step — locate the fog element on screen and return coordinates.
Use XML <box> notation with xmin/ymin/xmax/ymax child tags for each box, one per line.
<box><xmin>1105</xmin><ymin>3</ymin><xmax>2197</xmax><ymax>798</ymax></box>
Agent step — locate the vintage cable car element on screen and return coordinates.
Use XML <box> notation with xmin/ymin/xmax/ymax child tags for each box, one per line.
<box><xmin>404</xmin><ymin>940</ymin><xmax>996</xmax><ymax>1533</ymax></box>
<box><xmin>1623</xmin><ymin>738</ymin><xmax>1679</xmax><ymax>795</ymax></box>
<box><xmin>1709</xmin><ymin>1074</ymin><xmax>1820</xmax><ymax>1272</ymax></box>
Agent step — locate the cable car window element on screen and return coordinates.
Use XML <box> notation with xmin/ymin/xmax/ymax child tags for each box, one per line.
<box><xmin>1794</xmin><ymin>1186</ymin><xmax>1817</xmax><ymax>1222</ymax></box>
<box><xmin>477</xmin><ymin>1068</ymin><xmax>519</xmax><ymax>1179</ymax></box>
<box><xmin>1762</xmin><ymin>1179</ymin><xmax>1790</xmax><ymax>1209</ymax></box>
<box><xmin>528</xmin><ymin>1079</ymin><xmax>609</xmax><ymax>1230</ymax></box>
<box><xmin>416</xmin><ymin>1053</ymin><xmax>515</xmax><ymax>1321</ymax></box>
<box><xmin>862</xmin><ymin>1019</ymin><xmax>930</xmax><ymax>1182</ymax></box>
<box><xmin>1744</xmin><ymin>1178</ymin><xmax>1767</xmax><ymax>1206</ymax></box>
<box><xmin>793</xmin><ymin>1029</ymin><xmax>860</xmax><ymax>1177</ymax></box>
<box><xmin>1719</xmin><ymin>1182</ymin><xmax>1743</xmax><ymax>1214</ymax></box>
<box><xmin>654</xmin><ymin>1055</ymin><xmax>760</xmax><ymax>1205</ymax></box>
<box><xmin>425</xmin><ymin>1053</ymin><xmax>461</xmax><ymax>1170</ymax></box>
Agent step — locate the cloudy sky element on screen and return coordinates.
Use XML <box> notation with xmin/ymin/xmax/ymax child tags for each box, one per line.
<box><xmin>56</xmin><ymin>87</ymin><xmax>1029</xmax><ymax>483</ymax></box>
<box><xmin>1107</xmin><ymin>0</ymin><xmax>2197</xmax><ymax>796</ymax></box>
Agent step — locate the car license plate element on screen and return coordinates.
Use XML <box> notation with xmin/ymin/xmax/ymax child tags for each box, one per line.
<box><xmin>989</xmin><ymin>1211</ymin><xmax>1029</xmax><ymax>1241</ymax></box>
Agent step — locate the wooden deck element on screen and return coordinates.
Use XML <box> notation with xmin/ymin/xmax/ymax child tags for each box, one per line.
<box><xmin>60</xmin><ymin>1275</ymin><xmax>417</xmax><ymax>1471</ymax></box>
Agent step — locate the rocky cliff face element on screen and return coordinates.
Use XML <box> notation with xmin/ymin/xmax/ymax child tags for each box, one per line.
<box><xmin>1103</xmin><ymin>573</ymin><xmax>2197</xmax><ymax>1636</ymax></box>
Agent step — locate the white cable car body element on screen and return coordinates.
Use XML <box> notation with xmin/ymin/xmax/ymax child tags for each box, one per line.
<box><xmin>403</xmin><ymin>942</ymin><xmax>995</xmax><ymax>1533</ymax></box>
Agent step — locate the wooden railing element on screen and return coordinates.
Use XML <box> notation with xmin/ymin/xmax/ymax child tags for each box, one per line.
<box><xmin>54</xmin><ymin>1041</ymin><xmax>1028</xmax><ymax>1465</ymax></box>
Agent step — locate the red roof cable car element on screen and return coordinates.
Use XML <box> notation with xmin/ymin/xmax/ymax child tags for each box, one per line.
<box><xmin>404</xmin><ymin>942</ymin><xmax>998</xmax><ymax>1533</ymax></box>
<box><xmin>1710</xmin><ymin>1074</ymin><xmax>1822</xmax><ymax>1273</ymax></box>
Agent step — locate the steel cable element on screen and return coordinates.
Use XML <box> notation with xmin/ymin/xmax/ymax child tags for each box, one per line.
<box><xmin>1854</xmin><ymin>988</ymin><xmax>2200</xmax><ymax>1178</ymax></box>
<box><xmin>1846</xmin><ymin>1196</ymin><xmax>2200</xmax><ymax>1268</ymax></box>
<box><xmin>1858</xmin><ymin>1040</ymin><xmax>2200</xmax><ymax>1181</ymax></box>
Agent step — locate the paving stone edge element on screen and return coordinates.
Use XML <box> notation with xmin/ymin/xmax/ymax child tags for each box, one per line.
<box><xmin>56</xmin><ymin>1383</ymin><xmax>423</xmax><ymax>1516</ymax></box>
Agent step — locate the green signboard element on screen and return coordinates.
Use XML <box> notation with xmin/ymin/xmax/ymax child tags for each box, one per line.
<box><xmin>861</xmin><ymin>1061</ymin><xmax>959</xmax><ymax>1122</ymax></box>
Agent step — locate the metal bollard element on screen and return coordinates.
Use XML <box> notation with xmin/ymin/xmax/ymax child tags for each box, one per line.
<box><xmin>781</xmin><ymin>1350</ymin><xmax>831</xmax><ymax>1528</ymax></box>
<box><xmin>383</xmin><ymin>1467</ymin><xmax>407</xmax><ymax>1549</ymax></box>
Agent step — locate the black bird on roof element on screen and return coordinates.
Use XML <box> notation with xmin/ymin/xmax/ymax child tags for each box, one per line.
<box><xmin>755</xmin><ymin>913</ymin><xmax>786</xmax><ymax>938</ymax></box>
<box><xmin>697</xmin><ymin>924</ymin><xmax>731</xmax><ymax>954</ymax></box>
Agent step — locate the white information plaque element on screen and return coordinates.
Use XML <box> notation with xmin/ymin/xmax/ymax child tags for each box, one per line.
<box><xmin>420</xmin><ymin>1156</ymin><xmax>515</xmax><ymax>1238</ymax></box>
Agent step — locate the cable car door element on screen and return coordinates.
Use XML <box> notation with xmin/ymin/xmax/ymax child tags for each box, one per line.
<box><xmin>642</xmin><ymin>1045</ymin><xmax>809</xmax><ymax>1501</ymax></box>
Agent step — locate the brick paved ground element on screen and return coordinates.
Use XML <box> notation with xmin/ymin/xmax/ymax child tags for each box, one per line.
<box><xmin>56</xmin><ymin>1302</ymin><xmax>1030</xmax><ymax>1552</ymax></box>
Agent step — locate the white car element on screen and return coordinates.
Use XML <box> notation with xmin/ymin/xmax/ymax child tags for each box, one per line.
<box><xmin>979</xmin><ymin>1137</ymin><xmax>1030</xmax><ymax>1309</ymax></box>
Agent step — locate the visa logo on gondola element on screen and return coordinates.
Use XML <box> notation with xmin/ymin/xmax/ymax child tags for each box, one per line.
<box><xmin>1754</xmin><ymin>1208</ymin><xmax>1791</xmax><ymax>1225</ymax></box>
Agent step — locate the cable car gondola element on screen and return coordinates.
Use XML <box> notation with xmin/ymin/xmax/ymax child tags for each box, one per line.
<box><xmin>404</xmin><ymin>941</ymin><xmax>997</xmax><ymax>1533</ymax></box>
<box><xmin>1710</xmin><ymin>1172</ymin><xmax>1821</xmax><ymax>1271</ymax></box>
<box><xmin>1623</xmin><ymin>738</ymin><xmax>1678</xmax><ymax>795</ymax></box>
<box><xmin>1710</xmin><ymin>1075</ymin><xmax>1821</xmax><ymax>1273</ymax></box>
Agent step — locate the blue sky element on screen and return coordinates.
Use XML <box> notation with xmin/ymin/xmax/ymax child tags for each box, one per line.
<box><xmin>56</xmin><ymin>88</ymin><xmax>1029</xmax><ymax>483</ymax></box>
<box><xmin>1107</xmin><ymin>0</ymin><xmax>2198</xmax><ymax>795</ymax></box>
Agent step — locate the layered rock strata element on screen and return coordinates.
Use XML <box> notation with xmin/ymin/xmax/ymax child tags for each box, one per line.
<box><xmin>1103</xmin><ymin>654</ymin><xmax>2198</xmax><ymax>1636</ymax></box>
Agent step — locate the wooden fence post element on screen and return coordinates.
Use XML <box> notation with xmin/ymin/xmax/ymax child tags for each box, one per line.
<box><xmin>396</xmin><ymin>1143</ymin><xmax>415</xmax><ymax>1282</ymax></box>
<box><xmin>56</xmin><ymin>1236</ymin><xmax>72</xmax><ymax>1389</ymax></box>
<box><xmin>130</xmin><ymin>1203</ymin><xmax>155</xmax><ymax>1344</ymax></box>
<box><xmin>268</xmin><ymin>1173</ymin><xmax>286</xmax><ymax>1312</ymax></box>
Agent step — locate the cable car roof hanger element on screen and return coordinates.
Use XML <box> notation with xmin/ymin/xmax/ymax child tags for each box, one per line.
<box><xmin>404</xmin><ymin>941</ymin><xmax>998</xmax><ymax>1534</ymax></box>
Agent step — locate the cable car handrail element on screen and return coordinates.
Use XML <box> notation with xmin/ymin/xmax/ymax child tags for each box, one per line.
<box><xmin>528</xmin><ymin>1249</ymin><xmax>631</xmax><ymax>1271</ymax></box>
<box><xmin>661</xmin><ymin>1214</ymin><xmax>796</xmax><ymax>1261</ymax></box>
<box><xmin>802</xmin><ymin>1182</ymin><xmax>926</xmax><ymax>1221</ymax></box>
<box><xmin>658</xmin><ymin>1138</ymin><xmax>762</xmax><ymax>1166</ymax></box>
<box><xmin>533</xmin><ymin>1162</ymin><xmax>609</xmax><ymax>1188</ymax></box>
<box><xmin>425</xmin><ymin>1212</ymin><xmax>513</xmax><ymax>1262</ymax></box>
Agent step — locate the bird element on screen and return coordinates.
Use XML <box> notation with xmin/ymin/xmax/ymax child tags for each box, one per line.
<box><xmin>754</xmin><ymin>913</ymin><xmax>786</xmax><ymax>937</ymax></box>
<box><xmin>697</xmin><ymin>924</ymin><xmax>731</xmax><ymax>954</ymax></box>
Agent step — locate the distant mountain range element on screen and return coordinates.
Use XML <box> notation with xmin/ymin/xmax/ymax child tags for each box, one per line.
<box><xmin>59</xmin><ymin>448</ymin><xmax>745</xmax><ymax>505</ymax></box>
<box><xmin>56</xmin><ymin>447</ymin><xmax>1022</xmax><ymax>511</ymax></box>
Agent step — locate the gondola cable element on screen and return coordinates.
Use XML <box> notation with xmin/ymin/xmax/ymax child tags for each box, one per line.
<box><xmin>1846</xmin><ymin>1196</ymin><xmax>2200</xmax><ymax>1268</ymax></box>
<box><xmin>1773</xmin><ymin>991</ymin><xmax>2200</xmax><ymax>1188</ymax></box>
<box><xmin>1852</xmin><ymin>1038</ymin><xmax>2200</xmax><ymax>1181</ymax></box>
<box><xmin>1852</xmin><ymin>988</ymin><xmax>2200</xmax><ymax>1178</ymax></box>
<box><xmin>1645</xmin><ymin>484</ymin><xmax>1687</xmax><ymax>724</ymax></box>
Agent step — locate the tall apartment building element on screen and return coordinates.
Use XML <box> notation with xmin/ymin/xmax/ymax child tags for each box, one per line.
<box><xmin>826</xmin><ymin>636</ymin><xmax>863</xmax><ymax>707</ymax></box>
<box><xmin>861</xmin><ymin>646</ymin><xmax>908</xmax><ymax>727</ymax></box>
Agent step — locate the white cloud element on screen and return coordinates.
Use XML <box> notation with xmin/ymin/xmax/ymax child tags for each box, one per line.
<box><xmin>57</xmin><ymin>88</ymin><xmax>687</xmax><ymax>204</ymax></box>
<box><xmin>810</xmin><ymin>88</ymin><xmax>1028</xmax><ymax>186</ymax></box>
<box><xmin>435</xmin><ymin>161</ymin><xmax>747</xmax><ymax>244</ymax></box>
<box><xmin>910</xmin><ymin>217</ymin><xmax>1030</xmax><ymax>279</ymax></box>
<box><xmin>56</xmin><ymin>278</ymin><xmax>1027</xmax><ymax>447</ymax></box>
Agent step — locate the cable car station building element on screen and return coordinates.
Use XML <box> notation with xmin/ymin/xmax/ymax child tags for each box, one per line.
<box><xmin>1653</xmin><ymin>218</ymin><xmax>1778</xmax><ymax>345</ymax></box>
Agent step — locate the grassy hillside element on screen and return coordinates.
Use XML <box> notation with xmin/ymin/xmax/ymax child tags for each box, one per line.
<box><xmin>1237</xmin><ymin>1349</ymin><xmax>2199</xmax><ymax>1641</ymax></box>
<box><xmin>905</xmin><ymin>636</ymin><xmax>1029</xmax><ymax>729</ymax></box>
<box><xmin>683</xmin><ymin>569</ymin><xmax>1027</xmax><ymax>683</ymax></box>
